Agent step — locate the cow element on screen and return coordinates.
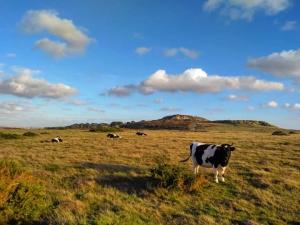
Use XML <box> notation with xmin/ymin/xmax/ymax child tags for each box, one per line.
<box><xmin>107</xmin><ymin>133</ymin><xmax>121</xmax><ymax>139</ymax></box>
<box><xmin>180</xmin><ymin>142</ymin><xmax>235</xmax><ymax>183</ymax></box>
<box><xmin>136</xmin><ymin>131</ymin><xmax>147</xmax><ymax>136</ymax></box>
<box><xmin>51</xmin><ymin>136</ymin><xmax>63</xmax><ymax>143</ymax></box>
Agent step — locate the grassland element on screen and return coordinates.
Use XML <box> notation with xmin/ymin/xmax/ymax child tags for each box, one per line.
<box><xmin>0</xmin><ymin>126</ymin><xmax>299</xmax><ymax>225</ymax></box>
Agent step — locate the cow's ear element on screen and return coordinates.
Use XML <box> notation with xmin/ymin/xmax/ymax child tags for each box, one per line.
<box><xmin>230</xmin><ymin>146</ymin><xmax>235</xmax><ymax>151</ymax></box>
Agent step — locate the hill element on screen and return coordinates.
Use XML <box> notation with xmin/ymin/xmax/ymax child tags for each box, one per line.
<box><xmin>123</xmin><ymin>114</ymin><xmax>275</xmax><ymax>130</ymax></box>
<box><xmin>46</xmin><ymin>114</ymin><xmax>276</xmax><ymax>131</ymax></box>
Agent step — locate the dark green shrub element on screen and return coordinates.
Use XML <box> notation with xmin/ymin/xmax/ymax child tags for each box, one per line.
<box><xmin>0</xmin><ymin>132</ymin><xmax>21</xmax><ymax>139</ymax></box>
<box><xmin>89</xmin><ymin>126</ymin><xmax>122</xmax><ymax>132</ymax></box>
<box><xmin>23</xmin><ymin>131</ymin><xmax>38</xmax><ymax>137</ymax></box>
<box><xmin>272</xmin><ymin>130</ymin><xmax>288</xmax><ymax>135</ymax></box>
<box><xmin>150</xmin><ymin>162</ymin><xmax>206</xmax><ymax>191</ymax></box>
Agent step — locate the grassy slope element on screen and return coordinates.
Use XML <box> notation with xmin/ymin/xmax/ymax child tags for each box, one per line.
<box><xmin>0</xmin><ymin>127</ymin><xmax>299</xmax><ymax>225</ymax></box>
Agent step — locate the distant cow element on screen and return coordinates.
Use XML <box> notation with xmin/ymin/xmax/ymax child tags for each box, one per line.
<box><xmin>136</xmin><ymin>132</ymin><xmax>147</xmax><ymax>136</ymax></box>
<box><xmin>180</xmin><ymin>142</ymin><xmax>235</xmax><ymax>183</ymax></box>
<box><xmin>107</xmin><ymin>133</ymin><xmax>121</xmax><ymax>139</ymax></box>
<box><xmin>52</xmin><ymin>136</ymin><xmax>63</xmax><ymax>143</ymax></box>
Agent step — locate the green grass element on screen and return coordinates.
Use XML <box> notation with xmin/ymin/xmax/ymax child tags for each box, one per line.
<box><xmin>0</xmin><ymin>127</ymin><xmax>299</xmax><ymax>224</ymax></box>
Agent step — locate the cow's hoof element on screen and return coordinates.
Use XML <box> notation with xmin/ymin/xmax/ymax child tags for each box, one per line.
<box><xmin>215</xmin><ymin>179</ymin><xmax>219</xmax><ymax>183</ymax></box>
<box><xmin>221</xmin><ymin>177</ymin><xmax>225</xmax><ymax>182</ymax></box>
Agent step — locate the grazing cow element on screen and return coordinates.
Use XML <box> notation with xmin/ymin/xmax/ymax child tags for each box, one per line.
<box><xmin>107</xmin><ymin>133</ymin><xmax>121</xmax><ymax>139</ymax></box>
<box><xmin>180</xmin><ymin>142</ymin><xmax>235</xmax><ymax>183</ymax></box>
<box><xmin>51</xmin><ymin>136</ymin><xmax>63</xmax><ymax>143</ymax></box>
<box><xmin>136</xmin><ymin>131</ymin><xmax>147</xmax><ymax>136</ymax></box>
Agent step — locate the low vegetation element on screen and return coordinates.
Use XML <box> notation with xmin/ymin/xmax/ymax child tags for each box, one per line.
<box><xmin>89</xmin><ymin>126</ymin><xmax>122</xmax><ymax>133</ymax></box>
<box><xmin>23</xmin><ymin>131</ymin><xmax>39</xmax><ymax>137</ymax></box>
<box><xmin>0</xmin><ymin>132</ymin><xmax>21</xmax><ymax>139</ymax></box>
<box><xmin>0</xmin><ymin>127</ymin><xmax>299</xmax><ymax>224</ymax></box>
<box><xmin>272</xmin><ymin>130</ymin><xmax>289</xmax><ymax>135</ymax></box>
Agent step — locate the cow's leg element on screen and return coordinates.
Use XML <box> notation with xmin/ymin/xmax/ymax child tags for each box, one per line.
<box><xmin>213</xmin><ymin>167</ymin><xmax>219</xmax><ymax>183</ymax></box>
<box><xmin>220</xmin><ymin>167</ymin><xmax>226</xmax><ymax>182</ymax></box>
<box><xmin>193</xmin><ymin>163</ymin><xmax>199</xmax><ymax>175</ymax></box>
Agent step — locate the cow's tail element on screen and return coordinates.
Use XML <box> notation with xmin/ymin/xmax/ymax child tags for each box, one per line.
<box><xmin>179</xmin><ymin>147</ymin><xmax>192</xmax><ymax>163</ymax></box>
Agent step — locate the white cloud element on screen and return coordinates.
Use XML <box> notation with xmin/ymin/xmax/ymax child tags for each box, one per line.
<box><xmin>20</xmin><ymin>10</ymin><xmax>92</xmax><ymax>58</ymax></box>
<box><xmin>248</xmin><ymin>49</ymin><xmax>300</xmax><ymax>82</ymax></box>
<box><xmin>265</xmin><ymin>100</ymin><xmax>278</xmax><ymax>108</ymax></box>
<box><xmin>140</xmin><ymin>68</ymin><xmax>284</xmax><ymax>93</ymax></box>
<box><xmin>281</xmin><ymin>20</ymin><xmax>297</xmax><ymax>31</ymax></box>
<box><xmin>106</xmin><ymin>68</ymin><xmax>284</xmax><ymax>96</ymax></box>
<box><xmin>106</xmin><ymin>85</ymin><xmax>136</xmax><ymax>97</ymax></box>
<box><xmin>0</xmin><ymin>67</ymin><xmax>76</xmax><ymax>99</ymax></box>
<box><xmin>226</xmin><ymin>94</ymin><xmax>249</xmax><ymax>101</ymax></box>
<box><xmin>135</xmin><ymin>47</ymin><xmax>151</xmax><ymax>56</ymax></box>
<box><xmin>164</xmin><ymin>47</ymin><xmax>199</xmax><ymax>59</ymax></box>
<box><xmin>0</xmin><ymin>101</ymin><xmax>36</xmax><ymax>115</ymax></box>
<box><xmin>285</xmin><ymin>103</ymin><xmax>300</xmax><ymax>110</ymax></box>
<box><xmin>203</xmin><ymin>0</ymin><xmax>291</xmax><ymax>21</ymax></box>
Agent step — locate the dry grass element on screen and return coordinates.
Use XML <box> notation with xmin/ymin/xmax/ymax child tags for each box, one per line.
<box><xmin>0</xmin><ymin>127</ymin><xmax>299</xmax><ymax>224</ymax></box>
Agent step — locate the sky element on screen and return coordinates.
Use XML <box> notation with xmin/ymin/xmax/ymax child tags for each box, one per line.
<box><xmin>0</xmin><ymin>0</ymin><xmax>299</xmax><ymax>129</ymax></box>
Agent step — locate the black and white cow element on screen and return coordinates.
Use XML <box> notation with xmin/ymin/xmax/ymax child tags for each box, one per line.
<box><xmin>52</xmin><ymin>136</ymin><xmax>63</xmax><ymax>143</ymax></box>
<box><xmin>180</xmin><ymin>142</ymin><xmax>235</xmax><ymax>183</ymax></box>
<box><xmin>107</xmin><ymin>133</ymin><xmax>121</xmax><ymax>139</ymax></box>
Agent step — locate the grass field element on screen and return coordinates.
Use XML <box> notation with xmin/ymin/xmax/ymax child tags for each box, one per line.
<box><xmin>0</xmin><ymin>127</ymin><xmax>299</xmax><ymax>225</ymax></box>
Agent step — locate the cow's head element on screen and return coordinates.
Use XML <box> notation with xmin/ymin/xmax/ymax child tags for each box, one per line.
<box><xmin>221</xmin><ymin>144</ymin><xmax>235</xmax><ymax>151</ymax></box>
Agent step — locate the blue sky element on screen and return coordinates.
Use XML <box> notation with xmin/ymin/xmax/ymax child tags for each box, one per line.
<box><xmin>0</xmin><ymin>0</ymin><xmax>300</xmax><ymax>128</ymax></box>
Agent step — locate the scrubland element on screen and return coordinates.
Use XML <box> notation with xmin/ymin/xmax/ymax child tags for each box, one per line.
<box><xmin>0</xmin><ymin>127</ymin><xmax>299</xmax><ymax>225</ymax></box>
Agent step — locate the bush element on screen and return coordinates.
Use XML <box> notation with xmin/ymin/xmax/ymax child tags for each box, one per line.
<box><xmin>89</xmin><ymin>126</ymin><xmax>122</xmax><ymax>132</ymax></box>
<box><xmin>150</xmin><ymin>162</ymin><xmax>206</xmax><ymax>192</ymax></box>
<box><xmin>23</xmin><ymin>131</ymin><xmax>38</xmax><ymax>137</ymax></box>
<box><xmin>272</xmin><ymin>130</ymin><xmax>288</xmax><ymax>136</ymax></box>
<box><xmin>0</xmin><ymin>132</ymin><xmax>21</xmax><ymax>139</ymax></box>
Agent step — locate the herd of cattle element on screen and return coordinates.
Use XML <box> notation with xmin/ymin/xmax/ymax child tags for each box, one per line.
<box><xmin>46</xmin><ymin>131</ymin><xmax>235</xmax><ymax>183</ymax></box>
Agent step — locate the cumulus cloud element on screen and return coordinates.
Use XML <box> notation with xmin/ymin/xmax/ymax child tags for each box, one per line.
<box><xmin>281</xmin><ymin>20</ymin><xmax>297</xmax><ymax>31</ymax></box>
<box><xmin>106</xmin><ymin>68</ymin><xmax>284</xmax><ymax>96</ymax></box>
<box><xmin>203</xmin><ymin>0</ymin><xmax>291</xmax><ymax>21</ymax></box>
<box><xmin>248</xmin><ymin>49</ymin><xmax>300</xmax><ymax>82</ymax></box>
<box><xmin>285</xmin><ymin>103</ymin><xmax>300</xmax><ymax>110</ymax></box>
<box><xmin>20</xmin><ymin>10</ymin><xmax>92</xmax><ymax>58</ymax></box>
<box><xmin>135</xmin><ymin>47</ymin><xmax>151</xmax><ymax>55</ymax></box>
<box><xmin>265</xmin><ymin>100</ymin><xmax>278</xmax><ymax>108</ymax></box>
<box><xmin>0</xmin><ymin>67</ymin><xmax>76</xmax><ymax>99</ymax></box>
<box><xmin>164</xmin><ymin>47</ymin><xmax>199</xmax><ymax>59</ymax></box>
<box><xmin>226</xmin><ymin>94</ymin><xmax>249</xmax><ymax>101</ymax></box>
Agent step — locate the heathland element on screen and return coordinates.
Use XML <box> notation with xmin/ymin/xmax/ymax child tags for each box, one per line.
<box><xmin>0</xmin><ymin>119</ymin><xmax>299</xmax><ymax>224</ymax></box>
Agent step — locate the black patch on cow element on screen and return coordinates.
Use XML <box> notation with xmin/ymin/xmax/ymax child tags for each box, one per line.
<box><xmin>194</xmin><ymin>144</ymin><xmax>210</xmax><ymax>165</ymax></box>
<box><xmin>206</xmin><ymin>146</ymin><xmax>232</xmax><ymax>168</ymax></box>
